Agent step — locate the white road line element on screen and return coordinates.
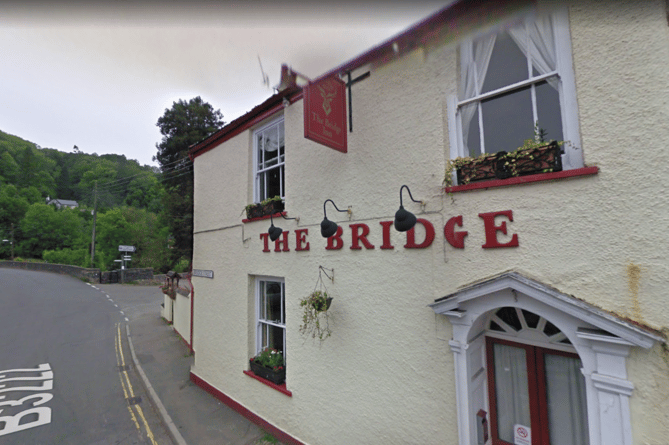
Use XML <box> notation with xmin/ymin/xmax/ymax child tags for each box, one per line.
<box><xmin>114</xmin><ymin>304</ymin><xmax>118</xmax><ymax>307</ymax></box>
<box><xmin>125</xmin><ymin>317</ymin><xmax>129</xmax><ymax>321</ymax></box>
<box><xmin>120</xmin><ymin>311</ymin><xmax>125</xmax><ymax>315</ymax></box>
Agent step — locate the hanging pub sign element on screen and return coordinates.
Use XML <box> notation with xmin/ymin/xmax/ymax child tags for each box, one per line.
<box><xmin>304</xmin><ymin>76</ymin><xmax>347</xmax><ymax>153</ymax></box>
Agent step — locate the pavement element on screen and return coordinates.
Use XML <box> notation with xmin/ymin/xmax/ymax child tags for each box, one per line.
<box><xmin>97</xmin><ymin>283</ymin><xmax>281</xmax><ymax>445</ymax></box>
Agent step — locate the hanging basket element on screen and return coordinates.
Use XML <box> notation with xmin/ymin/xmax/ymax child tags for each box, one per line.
<box><xmin>299</xmin><ymin>266</ymin><xmax>334</xmax><ymax>342</ymax></box>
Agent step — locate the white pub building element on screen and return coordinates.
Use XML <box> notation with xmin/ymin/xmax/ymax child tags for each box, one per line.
<box><xmin>184</xmin><ymin>1</ymin><xmax>669</xmax><ymax>444</ymax></box>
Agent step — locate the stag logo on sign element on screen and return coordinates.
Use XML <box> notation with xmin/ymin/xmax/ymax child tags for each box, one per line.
<box><xmin>0</xmin><ymin>363</ymin><xmax>54</xmax><ymax>437</ymax></box>
<box><xmin>318</xmin><ymin>81</ymin><xmax>337</xmax><ymax>116</ymax></box>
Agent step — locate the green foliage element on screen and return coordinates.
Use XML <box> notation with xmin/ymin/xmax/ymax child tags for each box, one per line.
<box><xmin>0</xmin><ymin>128</ymin><xmax>186</xmax><ymax>272</ymax></box>
<box><xmin>18</xmin><ymin>204</ymin><xmax>88</xmax><ymax>259</ymax></box>
<box><xmin>93</xmin><ymin>207</ymin><xmax>170</xmax><ymax>271</ymax></box>
<box><xmin>250</xmin><ymin>348</ymin><xmax>285</xmax><ymax>371</ymax></box>
<box><xmin>43</xmin><ymin>248</ymin><xmax>90</xmax><ymax>267</ymax></box>
<box><xmin>0</xmin><ymin>184</ymin><xmax>30</xmax><ymax>229</ymax></box>
<box><xmin>299</xmin><ymin>290</ymin><xmax>333</xmax><ymax>341</ymax></box>
<box><xmin>155</xmin><ymin>97</ymin><xmax>224</xmax><ymax>265</ymax></box>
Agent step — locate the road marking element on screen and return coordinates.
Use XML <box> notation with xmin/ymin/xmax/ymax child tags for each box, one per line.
<box><xmin>125</xmin><ymin>317</ymin><xmax>129</xmax><ymax>322</ymax></box>
<box><xmin>114</xmin><ymin>304</ymin><xmax>118</xmax><ymax>308</ymax></box>
<box><xmin>0</xmin><ymin>364</ymin><xmax>53</xmax><ymax>437</ymax></box>
<box><xmin>120</xmin><ymin>311</ymin><xmax>124</xmax><ymax>315</ymax></box>
<box><xmin>114</xmin><ymin>323</ymin><xmax>158</xmax><ymax>445</ymax></box>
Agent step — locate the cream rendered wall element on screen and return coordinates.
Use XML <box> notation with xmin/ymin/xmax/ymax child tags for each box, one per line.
<box><xmin>161</xmin><ymin>293</ymin><xmax>172</xmax><ymax>322</ymax></box>
<box><xmin>192</xmin><ymin>1</ymin><xmax>669</xmax><ymax>444</ymax></box>
<box><xmin>173</xmin><ymin>292</ymin><xmax>191</xmax><ymax>344</ymax></box>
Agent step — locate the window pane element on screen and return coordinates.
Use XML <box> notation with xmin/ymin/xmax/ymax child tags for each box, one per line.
<box><xmin>258</xmin><ymin>172</ymin><xmax>266</xmax><ymax>201</ymax></box>
<box><xmin>481</xmin><ymin>30</ymin><xmax>529</xmax><ymax>94</ymax></box>
<box><xmin>266</xmin><ymin>324</ymin><xmax>284</xmax><ymax>355</ymax></box>
<box><xmin>258</xmin><ymin>281</ymin><xmax>266</xmax><ymax>319</ymax></box>
<box><xmin>521</xmin><ymin>309</ymin><xmax>540</xmax><ymax>329</ymax></box>
<box><xmin>496</xmin><ymin>307</ymin><xmax>522</xmax><ymax>331</ymax></box>
<box><xmin>266</xmin><ymin>166</ymin><xmax>282</xmax><ymax>200</ymax></box>
<box><xmin>256</xmin><ymin>133</ymin><xmax>264</xmax><ymax>167</ymax></box>
<box><xmin>493</xmin><ymin>343</ymin><xmax>531</xmax><ymax>443</ymax></box>
<box><xmin>265</xmin><ymin>282</ymin><xmax>282</xmax><ymax>323</ymax></box>
<box><xmin>535</xmin><ymin>80</ymin><xmax>564</xmax><ymax>143</ymax></box>
<box><xmin>464</xmin><ymin>103</ymin><xmax>481</xmax><ymax>157</ymax></box>
<box><xmin>481</xmin><ymin>86</ymin><xmax>534</xmax><ymax>153</ymax></box>
<box><xmin>544</xmin><ymin>354</ymin><xmax>589</xmax><ymax>445</ymax></box>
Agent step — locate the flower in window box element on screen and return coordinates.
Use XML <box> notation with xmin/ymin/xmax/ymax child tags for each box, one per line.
<box><xmin>244</xmin><ymin>196</ymin><xmax>284</xmax><ymax>220</ymax></box>
<box><xmin>249</xmin><ymin>348</ymin><xmax>286</xmax><ymax>384</ymax></box>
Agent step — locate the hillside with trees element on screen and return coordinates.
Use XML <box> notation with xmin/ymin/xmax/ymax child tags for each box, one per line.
<box><xmin>0</xmin><ymin>97</ymin><xmax>223</xmax><ymax>273</ymax></box>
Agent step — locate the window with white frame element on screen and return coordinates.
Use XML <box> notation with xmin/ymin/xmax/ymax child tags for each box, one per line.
<box><xmin>255</xmin><ymin>277</ymin><xmax>286</xmax><ymax>359</ymax></box>
<box><xmin>449</xmin><ymin>8</ymin><xmax>582</xmax><ymax>174</ymax></box>
<box><xmin>254</xmin><ymin>118</ymin><xmax>285</xmax><ymax>203</ymax></box>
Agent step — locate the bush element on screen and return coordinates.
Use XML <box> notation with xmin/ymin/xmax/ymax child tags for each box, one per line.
<box><xmin>43</xmin><ymin>248</ymin><xmax>90</xmax><ymax>267</ymax></box>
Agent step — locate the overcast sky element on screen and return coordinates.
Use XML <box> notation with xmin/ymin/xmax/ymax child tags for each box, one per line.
<box><xmin>0</xmin><ymin>1</ymin><xmax>449</xmax><ymax>167</ymax></box>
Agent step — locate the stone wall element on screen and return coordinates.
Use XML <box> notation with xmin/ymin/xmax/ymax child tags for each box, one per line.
<box><xmin>0</xmin><ymin>261</ymin><xmax>100</xmax><ymax>282</ymax></box>
<box><xmin>0</xmin><ymin>261</ymin><xmax>154</xmax><ymax>284</ymax></box>
<box><xmin>119</xmin><ymin>268</ymin><xmax>154</xmax><ymax>283</ymax></box>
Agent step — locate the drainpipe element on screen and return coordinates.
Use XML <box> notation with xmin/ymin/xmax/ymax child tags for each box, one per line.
<box><xmin>186</xmin><ymin>269</ymin><xmax>194</xmax><ymax>356</ymax></box>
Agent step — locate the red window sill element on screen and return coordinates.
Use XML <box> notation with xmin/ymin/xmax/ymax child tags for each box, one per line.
<box><xmin>242</xmin><ymin>212</ymin><xmax>287</xmax><ymax>224</ymax></box>
<box><xmin>243</xmin><ymin>370</ymin><xmax>293</xmax><ymax>397</ymax></box>
<box><xmin>444</xmin><ymin>166</ymin><xmax>599</xmax><ymax>193</ymax></box>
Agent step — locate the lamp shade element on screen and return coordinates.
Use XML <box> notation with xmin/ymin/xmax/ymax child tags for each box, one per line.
<box><xmin>268</xmin><ymin>224</ymin><xmax>283</xmax><ymax>241</ymax></box>
<box><xmin>320</xmin><ymin>217</ymin><xmax>339</xmax><ymax>238</ymax></box>
<box><xmin>394</xmin><ymin>205</ymin><xmax>417</xmax><ymax>232</ymax></box>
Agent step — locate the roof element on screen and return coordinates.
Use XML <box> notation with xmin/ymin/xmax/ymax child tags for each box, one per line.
<box><xmin>48</xmin><ymin>199</ymin><xmax>78</xmax><ymax>206</ymax></box>
<box><xmin>189</xmin><ymin>86</ymin><xmax>301</xmax><ymax>160</ymax></box>
<box><xmin>189</xmin><ymin>0</ymin><xmax>526</xmax><ymax>160</ymax></box>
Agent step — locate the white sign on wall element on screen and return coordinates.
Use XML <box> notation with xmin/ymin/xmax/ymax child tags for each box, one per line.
<box><xmin>192</xmin><ymin>269</ymin><xmax>214</xmax><ymax>279</ymax></box>
<box><xmin>514</xmin><ymin>424</ymin><xmax>531</xmax><ymax>445</ymax></box>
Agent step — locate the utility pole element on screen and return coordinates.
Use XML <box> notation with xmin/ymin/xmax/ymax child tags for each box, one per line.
<box><xmin>90</xmin><ymin>181</ymin><xmax>97</xmax><ymax>267</ymax></box>
<box><xmin>10</xmin><ymin>223</ymin><xmax>14</xmax><ymax>260</ymax></box>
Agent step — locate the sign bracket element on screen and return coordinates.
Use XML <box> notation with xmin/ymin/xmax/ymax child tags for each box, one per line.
<box><xmin>345</xmin><ymin>71</ymin><xmax>370</xmax><ymax>132</ymax></box>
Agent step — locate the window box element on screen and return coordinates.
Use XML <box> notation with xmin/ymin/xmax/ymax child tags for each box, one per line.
<box><xmin>245</xmin><ymin>198</ymin><xmax>284</xmax><ymax>220</ymax></box>
<box><xmin>456</xmin><ymin>152</ymin><xmax>505</xmax><ymax>184</ymax></box>
<box><xmin>249</xmin><ymin>360</ymin><xmax>285</xmax><ymax>385</ymax></box>
<box><xmin>453</xmin><ymin>141</ymin><xmax>563</xmax><ymax>185</ymax></box>
<box><xmin>508</xmin><ymin>141</ymin><xmax>562</xmax><ymax>177</ymax></box>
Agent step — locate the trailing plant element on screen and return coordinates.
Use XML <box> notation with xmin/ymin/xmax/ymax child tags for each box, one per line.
<box><xmin>445</xmin><ymin>122</ymin><xmax>575</xmax><ymax>187</ymax></box>
<box><xmin>244</xmin><ymin>195</ymin><xmax>283</xmax><ymax>214</ymax></box>
<box><xmin>299</xmin><ymin>266</ymin><xmax>334</xmax><ymax>342</ymax></box>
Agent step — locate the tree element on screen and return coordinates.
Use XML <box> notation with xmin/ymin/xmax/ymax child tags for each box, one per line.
<box><xmin>154</xmin><ymin>97</ymin><xmax>224</xmax><ymax>266</ymax></box>
<box><xmin>18</xmin><ymin>204</ymin><xmax>88</xmax><ymax>259</ymax></box>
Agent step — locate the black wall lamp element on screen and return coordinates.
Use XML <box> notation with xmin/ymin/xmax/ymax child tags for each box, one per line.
<box><xmin>321</xmin><ymin>199</ymin><xmax>351</xmax><ymax>238</ymax></box>
<box><xmin>394</xmin><ymin>185</ymin><xmax>424</xmax><ymax>232</ymax></box>
<box><xmin>268</xmin><ymin>212</ymin><xmax>298</xmax><ymax>241</ymax></box>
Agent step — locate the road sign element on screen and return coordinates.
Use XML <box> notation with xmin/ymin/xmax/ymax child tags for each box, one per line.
<box><xmin>118</xmin><ymin>245</ymin><xmax>136</xmax><ymax>252</ymax></box>
<box><xmin>123</xmin><ymin>256</ymin><xmax>132</xmax><ymax>260</ymax></box>
<box><xmin>192</xmin><ymin>269</ymin><xmax>214</xmax><ymax>279</ymax></box>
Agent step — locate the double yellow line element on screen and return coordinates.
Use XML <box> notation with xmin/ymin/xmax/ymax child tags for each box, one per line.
<box><xmin>114</xmin><ymin>322</ymin><xmax>158</xmax><ymax>445</ymax></box>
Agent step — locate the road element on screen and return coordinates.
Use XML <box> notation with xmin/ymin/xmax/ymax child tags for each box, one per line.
<box><xmin>0</xmin><ymin>268</ymin><xmax>172</xmax><ymax>444</ymax></box>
